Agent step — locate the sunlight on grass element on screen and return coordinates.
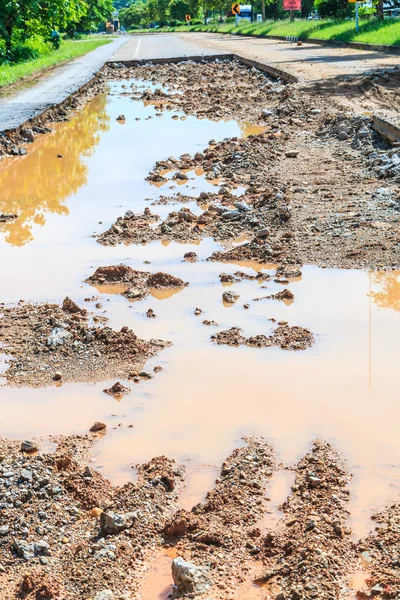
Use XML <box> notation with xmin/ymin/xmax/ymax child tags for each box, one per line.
<box><xmin>149</xmin><ymin>17</ymin><xmax>400</xmax><ymax>47</ymax></box>
<box><xmin>0</xmin><ymin>38</ymin><xmax>112</xmax><ymax>89</ymax></box>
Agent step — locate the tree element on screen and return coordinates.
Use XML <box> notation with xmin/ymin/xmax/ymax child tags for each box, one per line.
<box><xmin>0</xmin><ymin>0</ymin><xmax>88</xmax><ymax>55</ymax></box>
<box><xmin>314</xmin><ymin>0</ymin><xmax>347</xmax><ymax>17</ymax></box>
<box><xmin>119</xmin><ymin>2</ymin><xmax>148</xmax><ymax>27</ymax></box>
<box><xmin>77</xmin><ymin>0</ymin><xmax>114</xmax><ymax>31</ymax></box>
<box><xmin>168</xmin><ymin>0</ymin><xmax>191</xmax><ymax>20</ymax></box>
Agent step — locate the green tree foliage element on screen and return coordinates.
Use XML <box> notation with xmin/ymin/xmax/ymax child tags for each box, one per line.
<box><xmin>314</xmin><ymin>0</ymin><xmax>349</xmax><ymax>17</ymax></box>
<box><xmin>0</xmin><ymin>0</ymin><xmax>113</xmax><ymax>60</ymax></box>
<box><xmin>119</xmin><ymin>2</ymin><xmax>148</xmax><ymax>26</ymax></box>
<box><xmin>169</xmin><ymin>0</ymin><xmax>192</xmax><ymax>20</ymax></box>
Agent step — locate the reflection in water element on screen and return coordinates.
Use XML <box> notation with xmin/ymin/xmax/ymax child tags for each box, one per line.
<box><xmin>0</xmin><ymin>94</ymin><xmax>109</xmax><ymax>246</ymax></box>
<box><xmin>369</xmin><ymin>271</ymin><xmax>400</xmax><ymax>312</ymax></box>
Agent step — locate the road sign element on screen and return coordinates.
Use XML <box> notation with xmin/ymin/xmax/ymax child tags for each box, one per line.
<box><xmin>185</xmin><ymin>14</ymin><xmax>191</xmax><ymax>21</ymax></box>
<box><xmin>232</xmin><ymin>3</ymin><xmax>241</xmax><ymax>15</ymax></box>
<box><xmin>283</xmin><ymin>0</ymin><xmax>301</xmax><ymax>9</ymax></box>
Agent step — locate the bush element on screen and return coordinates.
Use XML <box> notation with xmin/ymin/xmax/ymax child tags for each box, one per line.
<box><xmin>190</xmin><ymin>18</ymin><xmax>203</xmax><ymax>24</ymax></box>
<box><xmin>169</xmin><ymin>19</ymin><xmax>185</xmax><ymax>26</ymax></box>
<box><xmin>129</xmin><ymin>24</ymin><xmax>139</xmax><ymax>30</ymax></box>
<box><xmin>225</xmin><ymin>16</ymin><xmax>236</xmax><ymax>22</ymax></box>
<box><xmin>10</xmin><ymin>45</ymin><xmax>39</xmax><ymax>62</ymax></box>
<box><xmin>207</xmin><ymin>18</ymin><xmax>218</xmax><ymax>24</ymax></box>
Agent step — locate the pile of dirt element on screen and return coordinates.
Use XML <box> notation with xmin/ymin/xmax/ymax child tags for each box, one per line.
<box><xmin>359</xmin><ymin>504</ymin><xmax>400</xmax><ymax>598</ymax></box>
<box><xmin>259</xmin><ymin>440</ymin><xmax>357</xmax><ymax>600</ymax></box>
<box><xmin>0</xmin><ymin>299</ymin><xmax>170</xmax><ymax>386</ymax></box>
<box><xmin>86</xmin><ymin>265</ymin><xmax>188</xmax><ymax>300</ymax></box>
<box><xmin>163</xmin><ymin>438</ymin><xmax>277</xmax><ymax>595</ymax></box>
<box><xmin>0</xmin><ymin>436</ymin><xmax>184</xmax><ymax>599</ymax></box>
<box><xmin>212</xmin><ymin>324</ymin><xmax>314</xmax><ymax>351</ymax></box>
<box><xmin>96</xmin><ymin>209</ymin><xmax>159</xmax><ymax>246</ymax></box>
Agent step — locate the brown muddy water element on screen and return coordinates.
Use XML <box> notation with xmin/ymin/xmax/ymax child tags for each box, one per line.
<box><xmin>0</xmin><ymin>79</ymin><xmax>400</xmax><ymax>559</ymax></box>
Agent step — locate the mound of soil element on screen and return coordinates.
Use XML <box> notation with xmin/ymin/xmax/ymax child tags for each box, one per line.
<box><xmin>212</xmin><ymin>324</ymin><xmax>314</xmax><ymax>351</ymax></box>
<box><xmin>0</xmin><ymin>300</ymin><xmax>170</xmax><ymax>387</ymax></box>
<box><xmin>86</xmin><ymin>265</ymin><xmax>188</xmax><ymax>301</ymax></box>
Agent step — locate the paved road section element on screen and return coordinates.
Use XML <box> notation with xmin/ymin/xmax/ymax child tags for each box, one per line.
<box><xmin>111</xmin><ymin>33</ymin><xmax>229</xmax><ymax>62</ymax></box>
<box><xmin>175</xmin><ymin>32</ymin><xmax>400</xmax><ymax>83</ymax></box>
<box><xmin>0</xmin><ymin>37</ymin><xmax>128</xmax><ymax>133</ymax></box>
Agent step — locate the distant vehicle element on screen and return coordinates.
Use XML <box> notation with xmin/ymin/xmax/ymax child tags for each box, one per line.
<box><xmin>237</xmin><ymin>4</ymin><xmax>252</xmax><ymax>21</ymax></box>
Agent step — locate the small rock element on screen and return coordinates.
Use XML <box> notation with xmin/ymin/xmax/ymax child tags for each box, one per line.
<box><xmin>95</xmin><ymin>591</ymin><xmax>116</xmax><ymax>600</ymax></box>
<box><xmin>20</xmin><ymin>469</ymin><xmax>33</xmax><ymax>482</ymax></box>
<box><xmin>172</xmin><ymin>557</ymin><xmax>213</xmax><ymax>595</ymax></box>
<box><xmin>285</xmin><ymin>151</ymin><xmax>299</xmax><ymax>158</ymax></box>
<box><xmin>47</xmin><ymin>327</ymin><xmax>72</xmax><ymax>348</ymax></box>
<box><xmin>222</xmin><ymin>291</ymin><xmax>240</xmax><ymax>304</ymax></box>
<box><xmin>53</xmin><ymin>371</ymin><xmax>63</xmax><ymax>381</ymax></box>
<box><xmin>0</xmin><ymin>525</ymin><xmax>9</xmax><ymax>536</ymax></box>
<box><xmin>90</xmin><ymin>422</ymin><xmax>106</xmax><ymax>433</ymax></box>
<box><xmin>14</xmin><ymin>539</ymin><xmax>34</xmax><ymax>561</ymax></box>
<box><xmin>116</xmin><ymin>115</ymin><xmax>126</xmax><ymax>121</ymax></box>
<box><xmin>338</xmin><ymin>131</ymin><xmax>349</xmax><ymax>141</ymax></box>
<box><xmin>21</xmin><ymin>440</ymin><xmax>38</xmax><ymax>453</ymax></box>
<box><xmin>100</xmin><ymin>511</ymin><xmax>136</xmax><ymax>536</ymax></box>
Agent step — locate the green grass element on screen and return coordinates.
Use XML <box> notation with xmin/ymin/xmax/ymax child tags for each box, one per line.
<box><xmin>0</xmin><ymin>38</ymin><xmax>112</xmax><ymax>89</ymax></box>
<box><xmin>134</xmin><ymin>17</ymin><xmax>400</xmax><ymax>47</ymax></box>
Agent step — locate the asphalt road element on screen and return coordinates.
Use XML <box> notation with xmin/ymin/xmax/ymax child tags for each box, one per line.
<box><xmin>111</xmin><ymin>32</ymin><xmax>229</xmax><ymax>61</ymax></box>
<box><xmin>0</xmin><ymin>36</ymin><xmax>128</xmax><ymax>133</ymax></box>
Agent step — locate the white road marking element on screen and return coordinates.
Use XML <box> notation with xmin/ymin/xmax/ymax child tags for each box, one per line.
<box><xmin>134</xmin><ymin>38</ymin><xmax>142</xmax><ymax>59</ymax></box>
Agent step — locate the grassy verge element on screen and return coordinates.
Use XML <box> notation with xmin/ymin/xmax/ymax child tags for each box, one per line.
<box><xmin>132</xmin><ymin>17</ymin><xmax>400</xmax><ymax>46</ymax></box>
<box><xmin>0</xmin><ymin>38</ymin><xmax>112</xmax><ymax>89</ymax></box>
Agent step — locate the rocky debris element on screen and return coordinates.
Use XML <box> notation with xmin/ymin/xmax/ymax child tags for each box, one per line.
<box><xmin>183</xmin><ymin>251</ymin><xmax>198</xmax><ymax>262</ymax></box>
<box><xmin>203</xmin><ymin>320</ymin><xmax>219</xmax><ymax>326</ymax></box>
<box><xmin>103</xmin><ymin>59</ymin><xmax>289</xmax><ymax>124</ymax></box>
<box><xmin>0</xmin><ymin>301</ymin><xmax>170</xmax><ymax>387</ymax></box>
<box><xmin>268</xmin><ymin>288</ymin><xmax>294</xmax><ymax>301</ymax></box>
<box><xmin>212</xmin><ymin>324</ymin><xmax>314</xmax><ymax>351</ymax></box>
<box><xmin>103</xmin><ymin>382</ymin><xmax>130</xmax><ymax>397</ymax></box>
<box><xmin>222</xmin><ymin>290</ymin><xmax>240</xmax><ymax>304</ymax></box>
<box><xmin>172</xmin><ymin>557</ymin><xmax>213</xmax><ymax>595</ymax></box>
<box><xmin>359</xmin><ymin>503</ymin><xmax>400</xmax><ymax>598</ymax></box>
<box><xmin>90</xmin><ymin>422</ymin><xmax>107</xmax><ymax>433</ymax></box>
<box><xmin>259</xmin><ymin>440</ymin><xmax>357</xmax><ymax>600</ymax></box>
<box><xmin>163</xmin><ymin>438</ymin><xmax>276</xmax><ymax>595</ymax></box>
<box><xmin>86</xmin><ymin>265</ymin><xmax>188</xmax><ymax>301</ymax></box>
<box><xmin>0</xmin><ymin>437</ymin><xmax>185</xmax><ymax>599</ymax></box>
<box><xmin>96</xmin><ymin>209</ymin><xmax>159</xmax><ymax>246</ymax></box>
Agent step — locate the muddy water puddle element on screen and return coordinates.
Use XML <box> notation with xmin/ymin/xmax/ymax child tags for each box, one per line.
<box><xmin>0</xmin><ymin>79</ymin><xmax>400</xmax><ymax>551</ymax></box>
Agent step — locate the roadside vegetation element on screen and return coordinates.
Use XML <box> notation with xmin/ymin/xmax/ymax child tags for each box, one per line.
<box><xmin>145</xmin><ymin>16</ymin><xmax>400</xmax><ymax>46</ymax></box>
<box><xmin>0</xmin><ymin>38</ymin><xmax>112</xmax><ymax>89</ymax></box>
<box><xmin>0</xmin><ymin>0</ymin><xmax>115</xmax><ymax>88</ymax></box>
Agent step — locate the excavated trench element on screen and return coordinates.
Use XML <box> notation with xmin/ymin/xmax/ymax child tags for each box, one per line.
<box><xmin>0</xmin><ymin>59</ymin><xmax>399</xmax><ymax>599</ymax></box>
